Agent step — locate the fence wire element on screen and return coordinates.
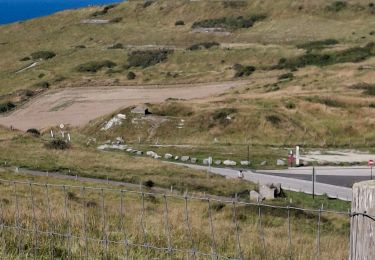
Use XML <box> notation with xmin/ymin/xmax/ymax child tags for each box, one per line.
<box><xmin>0</xmin><ymin>179</ymin><xmax>354</xmax><ymax>259</ymax></box>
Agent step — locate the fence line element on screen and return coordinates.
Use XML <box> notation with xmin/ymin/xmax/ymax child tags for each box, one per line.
<box><xmin>0</xmin><ymin>178</ymin><xmax>367</xmax><ymax>259</ymax></box>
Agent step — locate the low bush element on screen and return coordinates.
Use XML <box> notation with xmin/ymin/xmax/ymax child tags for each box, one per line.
<box><xmin>126</xmin><ymin>50</ymin><xmax>172</xmax><ymax>68</ymax></box>
<box><xmin>91</xmin><ymin>3</ymin><xmax>117</xmax><ymax>16</ymax></box>
<box><xmin>351</xmin><ymin>82</ymin><xmax>375</xmax><ymax>96</ymax></box>
<box><xmin>285</xmin><ymin>101</ymin><xmax>296</xmax><ymax>109</ymax></box>
<box><xmin>127</xmin><ymin>71</ymin><xmax>136</xmax><ymax>80</ymax></box>
<box><xmin>46</xmin><ymin>139</ymin><xmax>71</xmax><ymax>150</ymax></box>
<box><xmin>222</xmin><ymin>1</ymin><xmax>247</xmax><ymax>8</ymax></box>
<box><xmin>76</xmin><ymin>60</ymin><xmax>117</xmax><ymax>73</ymax></box>
<box><xmin>175</xmin><ymin>20</ymin><xmax>185</xmax><ymax>26</ymax></box>
<box><xmin>278</xmin><ymin>72</ymin><xmax>294</xmax><ymax>80</ymax></box>
<box><xmin>151</xmin><ymin>102</ymin><xmax>193</xmax><ymax>117</ymax></box>
<box><xmin>276</xmin><ymin>42</ymin><xmax>375</xmax><ymax>69</ymax></box>
<box><xmin>19</xmin><ymin>56</ymin><xmax>30</xmax><ymax>61</ymax></box>
<box><xmin>192</xmin><ymin>14</ymin><xmax>266</xmax><ymax>30</ymax></box>
<box><xmin>110</xmin><ymin>17</ymin><xmax>122</xmax><ymax>23</ymax></box>
<box><xmin>266</xmin><ymin>115</ymin><xmax>281</xmax><ymax>125</ymax></box>
<box><xmin>233</xmin><ymin>64</ymin><xmax>256</xmax><ymax>77</ymax></box>
<box><xmin>211</xmin><ymin>108</ymin><xmax>237</xmax><ymax>126</ymax></box>
<box><xmin>33</xmin><ymin>81</ymin><xmax>49</xmax><ymax>88</ymax></box>
<box><xmin>297</xmin><ymin>39</ymin><xmax>339</xmax><ymax>50</ymax></box>
<box><xmin>30</xmin><ymin>51</ymin><xmax>56</xmax><ymax>60</ymax></box>
<box><xmin>75</xmin><ymin>45</ymin><xmax>86</xmax><ymax>49</ymax></box>
<box><xmin>304</xmin><ymin>96</ymin><xmax>344</xmax><ymax>107</ymax></box>
<box><xmin>108</xmin><ymin>43</ymin><xmax>124</xmax><ymax>49</ymax></box>
<box><xmin>25</xmin><ymin>90</ymin><xmax>35</xmax><ymax>97</ymax></box>
<box><xmin>187</xmin><ymin>42</ymin><xmax>220</xmax><ymax>51</ymax></box>
<box><xmin>327</xmin><ymin>1</ymin><xmax>347</xmax><ymax>12</ymax></box>
<box><xmin>143</xmin><ymin>0</ymin><xmax>154</xmax><ymax>8</ymax></box>
<box><xmin>0</xmin><ymin>102</ymin><xmax>15</xmax><ymax>113</ymax></box>
<box><xmin>144</xmin><ymin>180</ymin><xmax>155</xmax><ymax>188</ymax></box>
<box><xmin>26</xmin><ymin>128</ymin><xmax>40</xmax><ymax>136</ymax></box>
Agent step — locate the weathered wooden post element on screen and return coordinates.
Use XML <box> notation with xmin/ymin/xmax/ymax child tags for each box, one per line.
<box><xmin>350</xmin><ymin>181</ymin><xmax>375</xmax><ymax>259</ymax></box>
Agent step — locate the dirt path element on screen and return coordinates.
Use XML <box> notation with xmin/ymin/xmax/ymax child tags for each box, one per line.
<box><xmin>0</xmin><ymin>81</ymin><xmax>248</xmax><ymax>131</ymax></box>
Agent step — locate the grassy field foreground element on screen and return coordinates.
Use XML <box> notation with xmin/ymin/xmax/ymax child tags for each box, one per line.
<box><xmin>0</xmin><ymin>173</ymin><xmax>350</xmax><ymax>259</ymax></box>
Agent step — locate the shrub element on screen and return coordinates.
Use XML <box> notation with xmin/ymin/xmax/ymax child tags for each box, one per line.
<box><xmin>0</xmin><ymin>102</ymin><xmax>16</xmax><ymax>113</ymax></box>
<box><xmin>46</xmin><ymin>139</ymin><xmax>71</xmax><ymax>150</ymax></box>
<box><xmin>20</xmin><ymin>56</ymin><xmax>30</xmax><ymax>61</ymax></box>
<box><xmin>30</xmin><ymin>51</ymin><xmax>56</xmax><ymax>60</ymax></box>
<box><xmin>222</xmin><ymin>1</ymin><xmax>247</xmax><ymax>8</ymax></box>
<box><xmin>91</xmin><ymin>4</ymin><xmax>117</xmax><ymax>17</ymax></box>
<box><xmin>144</xmin><ymin>180</ymin><xmax>155</xmax><ymax>188</ymax></box>
<box><xmin>75</xmin><ymin>45</ymin><xmax>86</xmax><ymax>49</ymax></box>
<box><xmin>351</xmin><ymin>83</ymin><xmax>375</xmax><ymax>96</ymax></box>
<box><xmin>187</xmin><ymin>42</ymin><xmax>220</xmax><ymax>51</ymax></box>
<box><xmin>266</xmin><ymin>115</ymin><xmax>281</xmax><ymax>125</ymax></box>
<box><xmin>151</xmin><ymin>102</ymin><xmax>193</xmax><ymax>117</ymax></box>
<box><xmin>25</xmin><ymin>90</ymin><xmax>35</xmax><ymax>97</ymax></box>
<box><xmin>211</xmin><ymin>202</ymin><xmax>226</xmax><ymax>211</ymax></box>
<box><xmin>110</xmin><ymin>17</ymin><xmax>122</xmax><ymax>23</ymax></box>
<box><xmin>304</xmin><ymin>96</ymin><xmax>344</xmax><ymax>107</ymax></box>
<box><xmin>276</xmin><ymin>43</ymin><xmax>375</xmax><ymax>69</ymax></box>
<box><xmin>233</xmin><ymin>64</ymin><xmax>256</xmax><ymax>77</ymax></box>
<box><xmin>297</xmin><ymin>39</ymin><xmax>339</xmax><ymax>50</ymax></box>
<box><xmin>108</xmin><ymin>43</ymin><xmax>124</xmax><ymax>49</ymax></box>
<box><xmin>278</xmin><ymin>72</ymin><xmax>294</xmax><ymax>80</ymax></box>
<box><xmin>67</xmin><ymin>191</ymin><xmax>79</xmax><ymax>201</ymax></box>
<box><xmin>85</xmin><ymin>201</ymin><xmax>97</xmax><ymax>208</ymax></box>
<box><xmin>76</xmin><ymin>60</ymin><xmax>117</xmax><ymax>73</ymax></box>
<box><xmin>192</xmin><ymin>15</ymin><xmax>266</xmax><ymax>30</ymax></box>
<box><xmin>38</xmin><ymin>73</ymin><xmax>45</xmax><ymax>78</ymax></box>
<box><xmin>26</xmin><ymin>128</ymin><xmax>40</xmax><ymax>136</ymax></box>
<box><xmin>143</xmin><ymin>1</ymin><xmax>154</xmax><ymax>8</ymax></box>
<box><xmin>369</xmin><ymin>103</ymin><xmax>375</xmax><ymax>108</ymax></box>
<box><xmin>126</xmin><ymin>50</ymin><xmax>172</xmax><ymax>68</ymax></box>
<box><xmin>127</xmin><ymin>71</ymin><xmax>136</xmax><ymax>80</ymax></box>
<box><xmin>211</xmin><ymin>108</ymin><xmax>237</xmax><ymax>126</ymax></box>
<box><xmin>33</xmin><ymin>81</ymin><xmax>49</xmax><ymax>88</ymax></box>
<box><xmin>175</xmin><ymin>20</ymin><xmax>185</xmax><ymax>26</ymax></box>
<box><xmin>327</xmin><ymin>1</ymin><xmax>347</xmax><ymax>12</ymax></box>
<box><xmin>285</xmin><ymin>101</ymin><xmax>296</xmax><ymax>109</ymax></box>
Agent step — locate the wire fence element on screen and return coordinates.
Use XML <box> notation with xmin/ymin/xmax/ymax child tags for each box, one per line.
<box><xmin>0</xmin><ymin>178</ymin><xmax>352</xmax><ymax>259</ymax></box>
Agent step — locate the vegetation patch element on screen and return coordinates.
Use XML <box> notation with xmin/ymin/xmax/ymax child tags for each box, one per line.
<box><xmin>0</xmin><ymin>102</ymin><xmax>16</xmax><ymax>113</ymax></box>
<box><xmin>30</xmin><ymin>51</ymin><xmax>56</xmax><ymax>60</ymax></box>
<box><xmin>45</xmin><ymin>139</ymin><xmax>71</xmax><ymax>150</ymax></box>
<box><xmin>151</xmin><ymin>102</ymin><xmax>193</xmax><ymax>117</ymax></box>
<box><xmin>108</xmin><ymin>43</ymin><xmax>124</xmax><ymax>49</ymax></box>
<box><xmin>276</xmin><ymin>43</ymin><xmax>375</xmax><ymax>69</ymax></box>
<box><xmin>187</xmin><ymin>42</ymin><xmax>220</xmax><ymax>51</ymax></box>
<box><xmin>26</xmin><ymin>128</ymin><xmax>41</xmax><ymax>137</ymax></box>
<box><xmin>278</xmin><ymin>72</ymin><xmax>294</xmax><ymax>81</ymax></box>
<box><xmin>210</xmin><ymin>108</ymin><xmax>237</xmax><ymax>127</ymax></box>
<box><xmin>233</xmin><ymin>64</ymin><xmax>255</xmax><ymax>77</ymax></box>
<box><xmin>76</xmin><ymin>60</ymin><xmax>117</xmax><ymax>73</ymax></box>
<box><xmin>297</xmin><ymin>39</ymin><xmax>339</xmax><ymax>50</ymax></box>
<box><xmin>351</xmin><ymin>82</ymin><xmax>375</xmax><ymax>96</ymax></box>
<box><xmin>326</xmin><ymin>1</ymin><xmax>347</xmax><ymax>12</ymax></box>
<box><xmin>33</xmin><ymin>81</ymin><xmax>50</xmax><ymax>89</ymax></box>
<box><xmin>284</xmin><ymin>101</ymin><xmax>296</xmax><ymax>109</ymax></box>
<box><xmin>222</xmin><ymin>1</ymin><xmax>247</xmax><ymax>8</ymax></box>
<box><xmin>192</xmin><ymin>15</ymin><xmax>266</xmax><ymax>30</ymax></box>
<box><xmin>126</xmin><ymin>50</ymin><xmax>172</xmax><ymax>69</ymax></box>
<box><xmin>143</xmin><ymin>0</ymin><xmax>154</xmax><ymax>8</ymax></box>
<box><xmin>127</xmin><ymin>71</ymin><xmax>136</xmax><ymax>80</ymax></box>
<box><xmin>91</xmin><ymin>4</ymin><xmax>117</xmax><ymax>17</ymax></box>
<box><xmin>175</xmin><ymin>20</ymin><xmax>184</xmax><ymax>26</ymax></box>
<box><xmin>266</xmin><ymin>115</ymin><xmax>282</xmax><ymax>125</ymax></box>
<box><xmin>304</xmin><ymin>96</ymin><xmax>345</xmax><ymax>107</ymax></box>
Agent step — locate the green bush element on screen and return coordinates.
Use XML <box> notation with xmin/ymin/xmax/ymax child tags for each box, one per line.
<box><xmin>351</xmin><ymin>83</ymin><xmax>375</xmax><ymax>96</ymax></box>
<box><xmin>212</xmin><ymin>108</ymin><xmax>237</xmax><ymax>126</ymax></box>
<box><xmin>26</xmin><ymin>128</ymin><xmax>40</xmax><ymax>136</ymax></box>
<box><xmin>126</xmin><ymin>50</ymin><xmax>172</xmax><ymax>69</ymax></box>
<box><xmin>0</xmin><ymin>102</ymin><xmax>16</xmax><ymax>113</ymax></box>
<box><xmin>19</xmin><ymin>56</ymin><xmax>30</xmax><ymax>61</ymax></box>
<box><xmin>108</xmin><ymin>43</ymin><xmax>124</xmax><ymax>49</ymax></box>
<box><xmin>192</xmin><ymin>15</ymin><xmax>266</xmax><ymax>30</ymax></box>
<box><xmin>187</xmin><ymin>42</ymin><xmax>220</xmax><ymax>51</ymax></box>
<box><xmin>127</xmin><ymin>71</ymin><xmax>136</xmax><ymax>80</ymax></box>
<box><xmin>327</xmin><ymin>1</ymin><xmax>347</xmax><ymax>12</ymax></box>
<box><xmin>304</xmin><ymin>96</ymin><xmax>344</xmax><ymax>107</ymax></box>
<box><xmin>110</xmin><ymin>17</ymin><xmax>122</xmax><ymax>23</ymax></box>
<box><xmin>276</xmin><ymin>42</ymin><xmax>375</xmax><ymax>69</ymax></box>
<box><xmin>175</xmin><ymin>20</ymin><xmax>185</xmax><ymax>26</ymax></box>
<box><xmin>143</xmin><ymin>1</ymin><xmax>154</xmax><ymax>8</ymax></box>
<box><xmin>233</xmin><ymin>64</ymin><xmax>256</xmax><ymax>77</ymax></box>
<box><xmin>297</xmin><ymin>39</ymin><xmax>339</xmax><ymax>50</ymax></box>
<box><xmin>91</xmin><ymin>4</ymin><xmax>117</xmax><ymax>16</ymax></box>
<box><xmin>30</xmin><ymin>51</ymin><xmax>56</xmax><ymax>60</ymax></box>
<box><xmin>266</xmin><ymin>115</ymin><xmax>281</xmax><ymax>125</ymax></box>
<box><xmin>222</xmin><ymin>1</ymin><xmax>247</xmax><ymax>8</ymax></box>
<box><xmin>33</xmin><ymin>81</ymin><xmax>49</xmax><ymax>88</ymax></box>
<box><xmin>76</xmin><ymin>60</ymin><xmax>117</xmax><ymax>73</ymax></box>
<box><xmin>75</xmin><ymin>45</ymin><xmax>86</xmax><ymax>49</ymax></box>
<box><xmin>285</xmin><ymin>101</ymin><xmax>296</xmax><ymax>109</ymax></box>
<box><xmin>46</xmin><ymin>139</ymin><xmax>71</xmax><ymax>150</ymax></box>
<box><xmin>278</xmin><ymin>72</ymin><xmax>294</xmax><ymax>80</ymax></box>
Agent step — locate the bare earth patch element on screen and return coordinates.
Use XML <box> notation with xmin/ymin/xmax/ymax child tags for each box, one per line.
<box><xmin>0</xmin><ymin>81</ymin><xmax>247</xmax><ymax>131</ymax></box>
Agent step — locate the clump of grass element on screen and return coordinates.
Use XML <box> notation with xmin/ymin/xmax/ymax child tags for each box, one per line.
<box><xmin>297</xmin><ymin>39</ymin><xmax>339</xmax><ymax>50</ymax></box>
<box><xmin>151</xmin><ymin>102</ymin><xmax>193</xmax><ymax>117</ymax></box>
<box><xmin>233</xmin><ymin>64</ymin><xmax>255</xmax><ymax>77</ymax></box>
<box><xmin>187</xmin><ymin>42</ymin><xmax>220</xmax><ymax>51</ymax></box>
<box><xmin>109</xmin><ymin>17</ymin><xmax>122</xmax><ymax>23</ymax></box>
<box><xmin>19</xmin><ymin>56</ymin><xmax>30</xmax><ymax>61</ymax></box>
<box><xmin>0</xmin><ymin>102</ymin><xmax>15</xmax><ymax>113</ymax></box>
<box><xmin>278</xmin><ymin>72</ymin><xmax>294</xmax><ymax>81</ymax></box>
<box><xmin>127</xmin><ymin>71</ymin><xmax>136</xmax><ymax>80</ymax></box>
<box><xmin>192</xmin><ymin>14</ymin><xmax>266</xmax><ymax>30</ymax></box>
<box><xmin>210</xmin><ymin>108</ymin><xmax>237</xmax><ymax>127</ymax></box>
<box><xmin>33</xmin><ymin>81</ymin><xmax>49</xmax><ymax>89</ymax></box>
<box><xmin>91</xmin><ymin>4</ymin><xmax>117</xmax><ymax>17</ymax></box>
<box><xmin>30</xmin><ymin>51</ymin><xmax>56</xmax><ymax>60</ymax></box>
<box><xmin>108</xmin><ymin>43</ymin><xmax>123</xmax><ymax>49</ymax></box>
<box><xmin>126</xmin><ymin>50</ymin><xmax>172</xmax><ymax>69</ymax></box>
<box><xmin>327</xmin><ymin>1</ymin><xmax>347</xmax><ymax>12</ymax></box>
<box><xmin>304</xmin><ymin>96</ymin><xmax>345</xmax><ymax>107</ymax></box>
<box><xmin>276</xmin><ymin>42</ymin><xmax>375</xmax><ymax>69</ymax></box>
<box><xmin>76</xmin><ymin>60</ymin><xmax>117</xmax><ymax>73</ymax></box>
<box><xmin>26</xmin><ymin>128</ymin><xmax>40</xmax><ymax>137</ymax></box>
<box><xmin>350</xmin><ymin>82</ymin><xmax>375</xmax><ymax>96</ymax></box>
<box><xmin>175</xmin><ymin>20</ymin><xmax>184</xmax><ymax>26</ymax></box>
<box><xmin>284</xmin><ymin>101</ymin><xmax>296</xmax><ymax>109</ymax></box>
<box><xmin>143</xmin><ymin>0</ymin><xmax>154</xmax><ymax>8</ymax></box>
<box><xmin>266</xmin><ymin>115</ymin><xmax>282</xmax><ymax>125</ymax></box>
<box><xmin>46</xmin><ymin>139</ymin><xmax>71</xmax><ymax>150</ymax></box>
<box><xmin>222</xmin><ymin>1</ymin><xmax>247</xmax><ymax>8</ymax></box>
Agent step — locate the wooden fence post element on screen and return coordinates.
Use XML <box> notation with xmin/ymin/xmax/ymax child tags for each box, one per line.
<box><xmin>350</xmin><ymin>181</ymin><xmax>375</xmax><ymax>259</ymax></box>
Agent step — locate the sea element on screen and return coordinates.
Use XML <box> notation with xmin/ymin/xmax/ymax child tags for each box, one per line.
<box><xmin>0</xmin><ymin>0</ymin><xmax>122</xmax><ymax>25</ymax></box>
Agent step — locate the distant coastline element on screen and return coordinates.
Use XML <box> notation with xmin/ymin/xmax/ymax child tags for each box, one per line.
<box><xmin>0</xmin><ymin>0</ymin><xmax>122</xmax><ymax>25</ymax></box>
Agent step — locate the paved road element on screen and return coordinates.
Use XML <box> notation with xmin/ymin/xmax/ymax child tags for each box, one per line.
<box><xmin>182</xmin><ymin>164</ymin><xmax>353</xmax><ymax>201</ymax></box>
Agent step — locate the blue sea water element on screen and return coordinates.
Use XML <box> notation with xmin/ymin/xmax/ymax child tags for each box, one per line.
<box><xmin>0</xmin><ymin>0</ymin><xmax>122</xmax><ymax>25</ymax></box>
